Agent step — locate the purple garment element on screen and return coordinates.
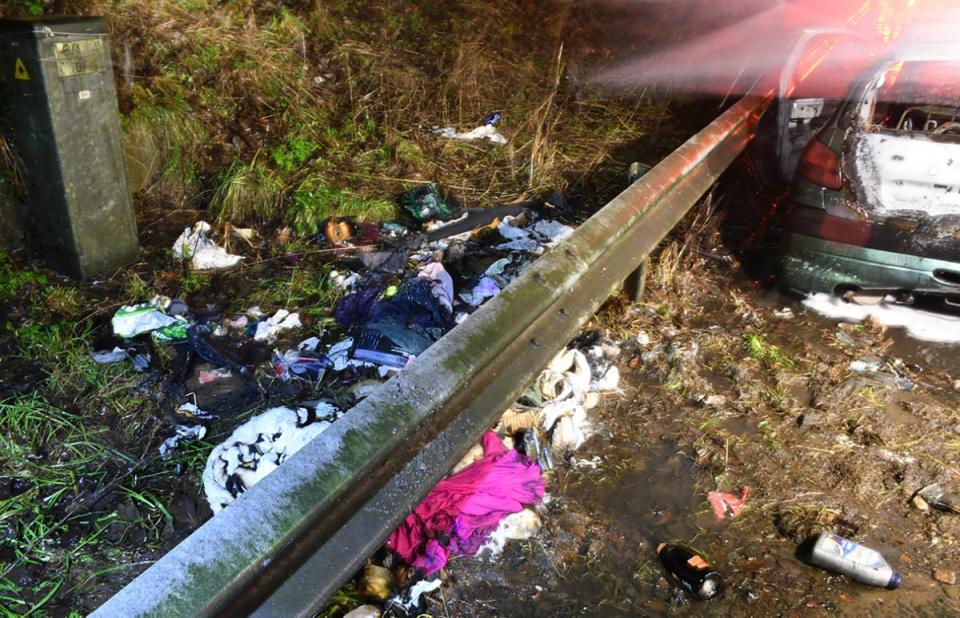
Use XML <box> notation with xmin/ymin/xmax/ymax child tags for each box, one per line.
<box><xmin>333</xmin><ymin>285</ymin><xmax>382</xmax><ymax>330</ymax></box>
<box><xmin>387</xmin><ymin>431</ymin><xmax>544</xmax><ymax>574</ymax></box>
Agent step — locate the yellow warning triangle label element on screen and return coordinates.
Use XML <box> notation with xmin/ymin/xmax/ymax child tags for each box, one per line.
<box><xmin>14</xmin><ymin>58</ymin><xmax>30</xmax><ymax>81</ymax></box>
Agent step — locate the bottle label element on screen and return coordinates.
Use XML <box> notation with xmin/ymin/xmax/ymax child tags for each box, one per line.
<box><xmin>825</xmin><ymin>534</ymin><xmax>885</xmax><ymax>568</ymax></box>
<box><xmin>687</xmin><ymin>555</ymin><xmax>709</xmax><ymax>570</ymax></box>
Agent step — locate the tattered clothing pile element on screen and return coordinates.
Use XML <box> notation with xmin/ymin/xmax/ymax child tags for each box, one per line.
<box><xmin>387</xmin><ymin>431</ymin><xmax>544</xmax><ymax>574</ymax></box>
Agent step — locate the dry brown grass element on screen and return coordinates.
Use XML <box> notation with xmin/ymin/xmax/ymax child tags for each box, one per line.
<box><xmin>6</xmin><ymin>0</ymin><xmax>668</xmax><ymax>229</ymax></box>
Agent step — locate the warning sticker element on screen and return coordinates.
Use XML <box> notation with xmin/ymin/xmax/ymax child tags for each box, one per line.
<box><xmin>54</xmin><ymin>39</ymin><xmax>104</xmax><ymax>77</ymax></box>
<box><xmin>14</xmin><ymin>58</ymin><xmax>30</xmax><ymax>81</ymax></box>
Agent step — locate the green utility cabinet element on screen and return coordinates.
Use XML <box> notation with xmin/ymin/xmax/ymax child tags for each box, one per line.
<box><xmin>0</xmin><ymin>16</ymin><xmax>138</xmax><ymax>278</ymax></box>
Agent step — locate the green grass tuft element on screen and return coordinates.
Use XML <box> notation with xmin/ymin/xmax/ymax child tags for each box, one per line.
<box><xmin>210</xmin><ymin>158</ymin><xmax>285</xmax><ymax>224</ymax></box>
<box><xmin>290</xmin><ymin>178</ymin><xmax>396</xmax><ymax>236</ymax></box>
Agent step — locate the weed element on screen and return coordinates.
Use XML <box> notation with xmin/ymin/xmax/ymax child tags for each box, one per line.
<box><xmin>271</xmin><ymin>136</ymin><xmax>319</xmax><ymax>174</ymax></box>
<box><xmin>177</xmin><ymin>270</ymin><xmax>209</xmax><ymax>297</ymax></box>
<box><xmin>290</xmin><ymin>178</ymin><xmax>395</xmax><ymax>236</ymax></box>
<box><xmin>0</xmin><ymin>250</ymin><xmax>47</xmax><ymax>299</ymax></box>
<box><xmin>245</xmin><ymin>265</ymin><xmax>342</xmax><ymax>321</ymax></box>
<box><xmin>210</xmin><ymin>158</ymin><xmax>285</xmax><ymax>224</ymax></box>
<box><xmin>122</xmin><ymin>101</ymin><xmax>207</xmax><ymax>196</ymax></box>
<box><xmin>744</xmin><ymin>333</ymin><xmax>795</xmax><ymax>370</ymax></box>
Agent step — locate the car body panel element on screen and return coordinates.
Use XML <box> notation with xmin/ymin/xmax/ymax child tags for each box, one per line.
<box><xmin>781</xmin><ymin>232</ymin><xmax>960</xmax><ymax>294</ymax></box>
<box><xmin>776</xmin><ymin>48</ymin><xmax>960</xmax><ymax>296</ymax></box>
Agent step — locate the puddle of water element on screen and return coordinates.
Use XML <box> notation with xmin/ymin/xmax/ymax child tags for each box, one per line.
<box><xmin>593</xmin><ymin>441</ymin><xmax>702</xmax><ymax>545</ymax></box>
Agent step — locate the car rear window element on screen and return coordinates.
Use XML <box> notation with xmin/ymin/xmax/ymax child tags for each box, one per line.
<box><xmin>868</xmin><ymin>61</ymin><xmax>960</xmax><ymax>133</ymax></box>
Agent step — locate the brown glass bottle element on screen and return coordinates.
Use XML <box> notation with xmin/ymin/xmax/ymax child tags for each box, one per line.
<box><xmin>656</xmin><ymin>543</ymin><xmax>723</xmax><ymax>600</ymax></box>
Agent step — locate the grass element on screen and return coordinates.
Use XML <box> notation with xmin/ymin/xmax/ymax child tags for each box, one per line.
<box><xmin>290</xmin><ymin>179</ymin><xmax>396</xmax><ymax>236</ymax></box>
<box><xmin>210</xmin><ymin>158</ymin><xmax>285</xmax><ymax>225</ymax></box>
<box><xmin>743</xmin><ymin>333</ymin><xmax>795</xmax><ymax>370</ymax></box>
<box><xmin>245</xmin><ymin>264</ymin><xmax>343</xmax><ymax>322</ymax></box>
<box><xmin>0</xmin><ymin>396</ymin><xmax>140</xmax><ymax>615</ymax></box>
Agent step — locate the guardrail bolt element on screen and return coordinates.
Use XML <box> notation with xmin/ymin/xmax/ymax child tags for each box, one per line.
<box><xmin>535</xmin><ymin>272</ymin><xmax>546</xmax><ymax>284</ymax></box>
<box><xmin>531</xmin><ymin>338</ymin><xmax>541</xmax><ymax>348</ymax></box>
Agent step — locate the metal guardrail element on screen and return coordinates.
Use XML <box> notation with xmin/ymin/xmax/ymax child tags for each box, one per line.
<box><xmin>92</xmin><ymin>93</ymin><xmax>769</xmax><ymax>618</ymax></box>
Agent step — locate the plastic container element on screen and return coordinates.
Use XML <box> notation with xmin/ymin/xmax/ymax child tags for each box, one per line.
<box><xmin>808</xmin><ymin>531</ymin><xmax>902</xmax><ymax>589</ymax></box>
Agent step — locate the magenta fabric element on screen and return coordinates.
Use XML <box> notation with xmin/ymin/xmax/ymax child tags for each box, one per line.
<box><xmin>387</xmin><ymin>431</ymin><xmax>545</xmax><ymax>573</ymax></box>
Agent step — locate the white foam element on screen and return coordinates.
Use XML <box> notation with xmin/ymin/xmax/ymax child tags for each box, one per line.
<box><xmin>803</xmin><ymin>293</ymin><xmax>960</xmax><ymax>343</ymax></box>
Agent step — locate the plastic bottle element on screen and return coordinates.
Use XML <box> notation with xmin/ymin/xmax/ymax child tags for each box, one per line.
<box><xmin>656</xmin><ymin>543</ymin><xmax>723</xmax><ymax>600</ymax></box>
<box><xmin>808</xmin><ymin>531</ymin><xmax>902</xmax><ymax>589</ymax></box>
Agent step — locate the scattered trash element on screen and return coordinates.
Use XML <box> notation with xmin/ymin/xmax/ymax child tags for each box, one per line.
<box><xmin>198</xmin><ymin>367</ymin><xmax>233</xmax><ymax>384</ymax></box>
<box><xmin>383</xmin><ymin>578</ymin><xmax>441</xmax><ymax>617</ymax></box>
<box><xmin>522</xmin><ymin>427</ymin><xmax>554</xmax><ymax>471</ymax></box>
<box><xmin>477</xmin><ymin>508</ymin><xmax>542</xmax><ymax>557</ymax></box>
<box><xmin>387</xmin><ymin>431</ymin><xmax>544</xmax><ymax>574</ymax></box>
<box><xmin>188</xmin><ymin>324</ymin><xmax>248</xmax><ymax>374</ymax></box>
<box><xmin>274</xmin><ymin>349</ymin><xmax>332</xmax><ymax>382</ymax></box>
<box><xmin>417</xmin><ymin>261</ymin><xmax>454</xmax><ymax>313</ymax></box>
<box><xmin>773</xmin><ymin>307</ymin><xmax>796</xmax><ymax>320</ymax></box>
<box><xmin>358</xmin><ymin>563</ymin><xmax>394</xmax><ymax>601</ymax></box>
<box><xmin>436</xmin><ymin>123</ymin><xmax>507</xmax><ymax>145</ymax></box>
<box><xmin>708</xmin><ymin>487</ymin><xmax>750</xmax><ymax>520</ymax></box>
<box><xmin>159</xmin><ymin>425</ymin><xmax>207</xmax><ymax>459</ymax></box>
<box><xmin>916</xmin><ymin>484</ymin><xmax>960</xmax><ymax>514</ymax></box>
<box><xmin>352</xmin><ymin>278</ymin><xmax>453</xmax><ymax>369</ymax></box>
<box><xmin>849</xmin><ymin>359</ymin><xmax>883</xmax><ymax>373</ymax></box>
<box><xmin>458</xmin><ymin>276</ymin><xmax>500</xmax><ymax>306</ymax></box>
<box><xmin>657</xmin><ymin>543</ymin><xmax>723</xmax><ymax>600</ymax></box>
<box><xmin>91</xmin><ymin>347</ymin><xmax>129</xmax><ymax>364</ymax></box>
<box><xmin>495</xmin><ymin>216</ymin><xmax>573</xmax><ymax>254</ymax></box>
<box><xmin>696</xmin><ymin>394</ymin><xmax>727</xmax><ymax>407</ymax></box>
<box><xmin>112</xmin><ymin>303</ymin><xmax>187</xmax><ymax>341</ymax></box>
<box><xmin>177</xmin><ymin>401</ymin><xmax>217</xmax><ymax>421</ymax></box>
<box><xmin>230</xmin><ymin>226</ymin><xmax>257</xmax><ymax>243</ymax></box>
<box><xmin>483</xmin><ymin>111</ymin><xmax>502</xmax><ymax>125</ymax></box>
<box><xmin>203</xmin><ymin>404</ymin><xmax>340</xmax><ymax>513</ymax></box>
<box><xmin>322</xmin><ymin>217</ymin><xmax>358</xmax><ymax>245</ymax></box>
<box><xmin>330</xmin><ymin>270</ymin><xmax>360</xmax><ymax>290</ymax></box>
<box><xmin>568</xmin><ymin>456</ymin><xmax>601</xmax><ymax>470</ymax></box>
<box><xmin>253</xmin><ymin>309</ymin><xmax>302</xmax><ymax>343</ymax></box>
<box><xmin>538</xmin><ymin>348</ymin><xmax>593</xmax><ymax>454</ymax></box>
<box><xmin>806</xmin><ymin>531</ymin><xmax>901</xmax><ymax>589</ymax></box>
<box><xmin>172</xmin><ymin>221</ymin><xmax>243</xmax><ymax>270</ymax></box>
<box><xmin>399</xmin><ymin>184</ymin><xmax>458</xmax><ymax>223</ymax></box>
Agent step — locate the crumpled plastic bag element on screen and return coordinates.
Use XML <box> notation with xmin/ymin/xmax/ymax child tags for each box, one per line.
<box><xmin>172</xmin><ymin>221</ymin><xmax>243</xmax><ymax>270</ymax></box>
<box><xmin>253</xmin><ymin>309</ymin><xmax>302</xmax><ymax>342</ymax></box>
<box><xmin>708</xmin><ymin>487</ymin><xmax>751</xmax><ymax>520</ymax></box>
<box><xmin>159</xmin><ymin>424</ymin><xmax>207</xmax><ymax>459</ymax></box>
<box><xmin>436</xmin><ymin>124</ymin><xmax>507</xmax><ymax>145</ymax></box>
<box><xmin>112</xmin><ymin>304</ymin><xmax>188</xmax><ymax>341</ymax></box>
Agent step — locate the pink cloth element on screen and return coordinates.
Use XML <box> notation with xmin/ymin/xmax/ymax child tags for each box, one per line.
<box><xmin>387</xmin><ymin>431</ymin><xmax>544</xmax><ymax>574</ymax></box>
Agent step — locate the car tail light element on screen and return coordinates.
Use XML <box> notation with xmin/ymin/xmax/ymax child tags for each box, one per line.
<box><xmin>798</xmin><ymin>138</ymin><xmax>842</xmax><ymax>190</ymax></box>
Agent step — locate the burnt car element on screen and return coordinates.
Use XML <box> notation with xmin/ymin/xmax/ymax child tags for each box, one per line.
<box><xmin>775</xmin><ymin>45</ymin><xmax>960</xmax><ymax>302</ymax></box>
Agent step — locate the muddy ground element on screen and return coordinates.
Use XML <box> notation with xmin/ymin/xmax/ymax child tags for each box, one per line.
<box><xmin>409</xmin><ymin>184</ymin><xmax>960</xmax><ymax>617</ymax></box>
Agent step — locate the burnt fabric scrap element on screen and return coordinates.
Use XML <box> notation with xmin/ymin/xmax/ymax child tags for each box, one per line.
<box><xmin>387</xmin><ymin>431</ymin><xmax>544</xmax><ymax>574</ymax></box>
